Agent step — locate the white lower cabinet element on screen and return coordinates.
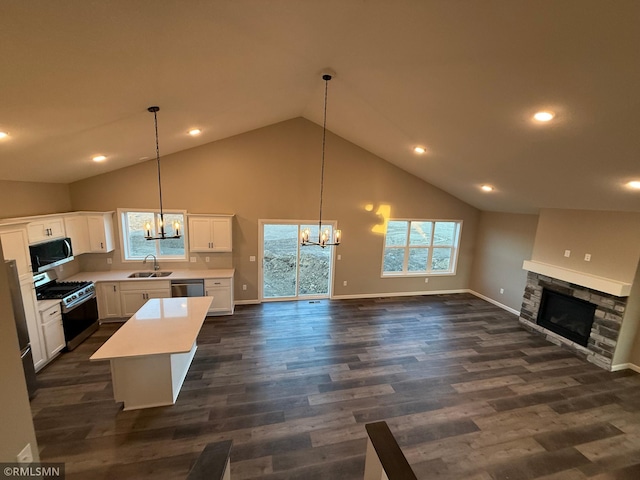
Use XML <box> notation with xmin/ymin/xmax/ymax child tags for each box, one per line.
<box><xmin>97</xmin><ymin>282</ymin><xmax>122</xmax><ymax>319</ymax></box>
<box><xmin>21</xmin><ymin>280</ymin><xmax>45</xmax><ymax>371</ymax></box>
<box><xmin>40</xmin><ymin>303</ymin><xmax>65</xmax><ymax>359</ymax></box>
<box><xmin>205</xmin><ymin>278</ymin><xmax>234</xmax><ymax>315</ymax></box>
<box><xmin>119</xmin><ymin>281</ymin><xmax>171</xmax><ymax>317</ymax></box>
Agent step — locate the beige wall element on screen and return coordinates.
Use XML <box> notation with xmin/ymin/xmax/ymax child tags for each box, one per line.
<box><xmin>69</xmin><ymin>117</ymin><xmax>479</xmax><ymax>300</ymax></box>
<box><xmin>0</xmin><ymin>180</ymin><xmax>71</xmax><ymax>219</ymax></box>
<box><xmin>469</xmin><ymin>212</ymin><xmax>539</xmax><ymax>311</ymax></box>
<box><xmin>532</xmin><ymin>209</ymin><xmax>640</xmax><ymax>283</ymax></box>
<box><xmin>0</xmin><ymin>247</ymin><xmax>39</xmax><ymax>462</ymax></box>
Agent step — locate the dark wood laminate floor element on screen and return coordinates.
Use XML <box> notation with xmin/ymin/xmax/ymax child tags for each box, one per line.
<box><xmin>31</xmin><ymin>294</ymin><xmax>640</xmax><ymax>480</ymax></box>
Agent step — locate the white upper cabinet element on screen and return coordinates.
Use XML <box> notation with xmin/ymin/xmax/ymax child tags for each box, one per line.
<box><xmin>188</xmin><ymin>215</ymin><xmax>233</xmax><ymax>252</ymax></box>
<box><xmin>0</xmin><ymin>226</ymin><xmax>32</xmax><ymax>279</ymax></box>
<box><xmin>64</xmin><ymin>215</ymin><xmax>90</xmax><ymax>255</ymax></box>
<box><xmin>27</xmin><ymin>217</ymin><xmax>65</xmax><ymax>244</ymax></box>
<box><xmin>87</xmin><ymin>213</ymin><xmax>115</xmax><ymax>253</ymax></box>
<box><xmin>64</xmin><ymin>212</ymin><xmax>115</xmax><ymax>255</ymax></box>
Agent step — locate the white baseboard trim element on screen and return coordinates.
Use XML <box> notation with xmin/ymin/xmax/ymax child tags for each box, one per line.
<box><xmin>234</xmin><ymin>299</ymin><xmax>260</xmax><ymax>306</ymax></box>
<box><xmin>331</xmin><ymin>289</ymin><xmax>468</xmax><ymax>300</ymax></box>
<box><xmin>611</xmin><ymin>363</ymin><xmax>640</xmax><ymax>373</ymax></box>
<box><xmin>468</xmin><ymin>290</ymin><xmax>520</xmax><ymax>316</ymax></box>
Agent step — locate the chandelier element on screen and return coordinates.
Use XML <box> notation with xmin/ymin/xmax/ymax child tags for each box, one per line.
<box><xmin>144</xmin><ymin>106</ymin><xmax>181</xmax><ymax>240</ymax></box>
<box><xmin>300</xmin><ymin>72</ymin><xmax>342</xmax><ymax>248</ymax></box>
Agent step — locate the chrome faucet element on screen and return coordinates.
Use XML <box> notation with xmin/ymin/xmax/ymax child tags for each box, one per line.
<box><xmin>143</xmin><ymin>254</ymin><xmax>160</xmax><ymax>271</ymax></box>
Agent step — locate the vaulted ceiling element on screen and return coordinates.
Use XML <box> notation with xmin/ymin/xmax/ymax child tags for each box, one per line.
<box><xmin>1</xmin><ymin>1</ymin><xmax>639</xmax><ymax>213</ymax></box>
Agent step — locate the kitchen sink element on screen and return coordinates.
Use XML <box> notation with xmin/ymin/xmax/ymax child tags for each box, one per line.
<box><xmin>153</xmin><ymin>271</ymin><xmax>172</xmax><ymax>277</ymax></box>
<box><xmin>128</xmin><ymin>271</ymin><xmax>173</xmax><ymax>278</ymax></box>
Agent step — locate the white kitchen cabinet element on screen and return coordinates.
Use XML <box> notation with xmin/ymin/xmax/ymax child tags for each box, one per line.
<box><xmin>27</xmin><ymin>217</ymin><xmax>65</xmax><ymax>244</ymax></box>
<box><xmin>204</xmin><ymin>277</ymin><xmax>234</xmax><ymax>315</ymax></box>
<box><xmin>188</xmin><ymin>215</ymin><xmax>233</xmax><ymax>252</ymax></box>
<box><xmin>20</xmin><ymin>279</ymin><xmax>46</xmax><ymax>371</ymax></box>
<box><xmin>0</xmin><ymin>226</ymin><xmax>32</xmax><ymax>280</ymax></box>
<box><xmin>119</xmin><ymin>280</ymin><xmax>171</xmax><ymax>317</ymax></box>
<box><xmin>64</xmin><ymin>212</ymin><xmax>114</xmax><ymax>255</ymax></box>
<box><xmin>97</xmin><ymin>282</ymin><xmax>122</xmax><ymax>319</ymax></box>
<box><xmin>87</xmin><ymin>213</ymin><xmax>115</xmax><ymax>253</ymax></box>
<box><xmin>64</xmin><ymin>215</ymin><xmax>90</xmax><ymax>255</ymax></box>
<box><xmin>40</xmin><ymin>303</ymin><xmax>65</xmax><ymax>359</ymax></box>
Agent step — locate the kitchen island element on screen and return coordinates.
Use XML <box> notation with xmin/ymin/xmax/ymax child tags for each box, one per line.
<box><xmin>90</xmin><ymin>296</ymin><xmax>212</xmax><ymax>410</ymax></box>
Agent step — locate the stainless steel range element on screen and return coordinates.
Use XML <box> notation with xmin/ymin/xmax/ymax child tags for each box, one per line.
<box><xmin>35</xmin><ymin>272</ymin><xmax>99</xmax><ymax>350</ymax></box>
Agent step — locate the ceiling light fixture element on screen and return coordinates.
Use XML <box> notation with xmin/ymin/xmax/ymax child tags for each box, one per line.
<box><xmin>92</xmin><ymin>155</ymin><xmax>107</xmax><ymax>162</ymax></box>
<box><xmin>533</xmin><ymin>111</ymin><xmax>555</xmax><ymax>122</ymax></box>
<box><xmin>413</xmin><ymin>146</ymin><xmax>426</xmax><ymax>154</ymax></box>
<box><xmin>627</xmin><ymin>180</ymin><xmax>640</xmax><ymax>189</ymax></box>
<box><xmin>481</xmin><ymin>185</ymin><xmax>494</xmax><ymax>192</ymax></box>
<box><xmin>301</xmin><ymin>72</ymin><xmax>341</xmax><ymax>248</ymax></box>
<box><xmin>144</xmin><ymin>106</ymin><xmax>181</xmax><ymax>240</ymax></box>
<box><xmin>0</xmin><ymin>131</ymin><xmax>8</xmax><ymax>139</ymax></box>
<box><xmin>188</xmin><ymin>128</ymin><xmax>201</xmax><ymax>136</ymax></box>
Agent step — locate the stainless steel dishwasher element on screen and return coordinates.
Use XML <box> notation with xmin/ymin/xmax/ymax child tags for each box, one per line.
<box><xmin>171</xmin><ymin>279</ymin><xmax>205</xmax><ymax>297</ymax></box>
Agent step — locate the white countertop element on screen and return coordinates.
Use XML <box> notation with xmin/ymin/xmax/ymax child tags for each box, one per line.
<box><xmin>90</xmin><ymin>297</ymin><xmax>213</xmax><ymax>361</ymax></box>
<box><xmin>37</xmin><ymin>299</ymin><xmax>61</xmax><ymax>312</ymax></box>
<box><xmin>65</xmin><ymin>268</ymin><xmax>234</xmax><ymax>283</ymax></box>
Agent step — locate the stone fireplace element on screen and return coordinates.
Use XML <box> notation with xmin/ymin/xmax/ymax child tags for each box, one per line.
<box><xmin>519</xmin><ymin>271</ymin><xmax>628</xmax><ymax>370</ymax></box>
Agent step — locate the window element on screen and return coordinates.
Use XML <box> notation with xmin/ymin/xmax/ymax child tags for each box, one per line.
<box><xmin>382</xmin><ymin>220</ymin><xmax>462</xmax><ymax>276</ymax></box>
<box><xmin>119</xmin><ymin>209</ymin><xmax>186</xmax><ymax>261</ymax></box>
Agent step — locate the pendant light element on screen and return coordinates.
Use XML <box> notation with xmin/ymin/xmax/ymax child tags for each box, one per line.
<box><xmin>300</xmin><ymin>73</ymin><xmax>342</xmax><ymax>248</ymax></box>
<box><xmin>144</xmin><ymin>106</ymin><xmax>181</xmax><ymax>240</ymax></box>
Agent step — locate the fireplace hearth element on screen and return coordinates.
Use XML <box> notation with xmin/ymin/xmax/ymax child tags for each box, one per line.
<box><xmin>519</xmin><ymin>272</ymin><xmax>627</xmax><ymax>370</ymax></box>
<box><xmin>537</xmin><ymin>288</ymin><xmax>596</xmax><ymax>347</ymax></box>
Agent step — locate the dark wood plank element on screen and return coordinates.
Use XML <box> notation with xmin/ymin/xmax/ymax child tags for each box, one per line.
<box><xmin>28</xmin><ymin>293</ymin><xmax>640</xmax><ymax>480</ymax></box>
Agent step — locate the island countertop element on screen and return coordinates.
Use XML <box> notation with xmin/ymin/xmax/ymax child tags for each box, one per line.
<box><xmin>90</xmin><ymin>297</ymin><xmax>213</xmax><ymax>361</ymax></box>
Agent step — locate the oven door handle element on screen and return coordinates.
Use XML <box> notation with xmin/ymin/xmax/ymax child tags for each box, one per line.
<box><xmin>61</xmin><ymin>291</ymin><xmax>96</xmax><ymax>314</ymax></box>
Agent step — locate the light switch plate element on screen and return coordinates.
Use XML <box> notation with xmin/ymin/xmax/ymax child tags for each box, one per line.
<box><xmin>250</xmin><ymin>256</ymin><xmax>256</xmax><ymax>262</ymax></box>
<box><xmin>564</xmin><ymin>250</ymin><xmax>571</xmax><ymax>257</ymax></box>
<box><xmin>190</xmin><ymin>257</ymin><xmax>196</xmax><ymax>263</ymax></box>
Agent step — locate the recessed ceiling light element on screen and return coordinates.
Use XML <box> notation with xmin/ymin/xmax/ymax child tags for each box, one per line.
<box><xmin>188</xmin><ymin>128</ymin><xmax>202</xmax><ymax>136</ymax></box>
<box><xmin>413</xmin><ymin>146</ymin><xmax>426</xmax><ymax>154</ymax></box>
<box><xmin>92</xmin><ymin>155</ymin><xmax>107</xmax><ymax>162</ymax></box>
<box><xmin>0</xmin><ymin>131</ymin><xmax>8</xmax><ymax>139</ymax></box>
<box><xmin>627</xmin><ymin>180</ymin><xmax>640</xmax><ymax>189</ymax></box>
<box><xmin>481</xmin><ymin>185</ymin><xmax>494</xmax><ymax>192</ymax></box>
<box><xmin>533</xmin><ymin>111</ymin><xmax>555</xmax><ymax>122</ymax></box>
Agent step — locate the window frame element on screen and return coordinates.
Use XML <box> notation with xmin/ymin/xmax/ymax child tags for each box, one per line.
<box><xmin>380</xmin><ymin>219</ymin><xmax>463</xmax><ymax>277</ymax></box>
<box><xmin>118</xmin><ymin>208</ymin><xmax>188</xmax><ymax>262</ymax></box>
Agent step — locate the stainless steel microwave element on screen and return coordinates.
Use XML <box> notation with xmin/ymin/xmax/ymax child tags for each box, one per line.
<box><xmin>29</xmin><ymin>237</ymin><xmax>74</xmax><ymax>273</ymax></box>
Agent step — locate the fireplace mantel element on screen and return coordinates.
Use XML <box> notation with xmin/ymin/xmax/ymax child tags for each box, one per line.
<box><xmin>522</xmin><ymin>260</ymin><xmax>631</xmax><ymax>297</ymax></box>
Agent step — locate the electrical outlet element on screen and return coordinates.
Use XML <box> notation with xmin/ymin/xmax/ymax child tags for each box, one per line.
<box><xmin>337</xmin><ymin>254</ymin><xmax>342</xmax><ymax>260</ymax></box>
<box><xmin>17</xmin><ymin>443</ymin><xmax>33</xmax><ymax>464</ymax></box>
<box><xmin>584</xmin><ymin>253</ymin><xmax>591</xmax><ymax>261</ymax></box>
<box><xmin>564</xmin><ymin>250</ymin><xmax>571</xmax><ymax>257</ymax></box>
<box><xmin>190</xmin><ymin>257</ymin><xmax>196</xmax><ymax>263</ymax></box>
<box><xmin>242</xmin><ymin>284</ymin><xmax>247</xmax><ymax>291</ymax></box>
<box><xmin>343</xmin><ymin>280</ymin><xmax>347</xmax><ymax>286</ymax></box>
<box><xmin>250</xmin><ymin>256</ymin><xmax>256</xmax><ymax>262</ymax></box>
<box><xmin>107</xmin><ymin>258</ymin><xmax>112</xmax><ymax>264</ymax></box>
<box><xmin>205</xmin><ymin>257</ymin><xmax>210</xmax><ymax>263</ymax></box>
<box><xmin>424</xmin><ymin>278</ymin><xmax>429</xmax><ymax>283</ymax></box>
<box><xmin>500</xmin><ymin>288</ymin><xmax>504</xmax><ymax>294</ymax></box>
<box><xmin>59</xmin><ymin>265</ymin><xmax>64</xmax><ymax>272</ymax></box>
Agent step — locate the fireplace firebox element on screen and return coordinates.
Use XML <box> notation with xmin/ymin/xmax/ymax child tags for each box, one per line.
<box><xmin>537</xmin><ymin>288</ymin><xmax>596</xmax><ymax>347</ymax></box>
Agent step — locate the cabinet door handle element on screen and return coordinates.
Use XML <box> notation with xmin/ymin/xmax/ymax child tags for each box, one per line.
<box><xmin>49</xmin><ymin>311</ymin><xmax>57</xmax><ymax>316</ymax></box>
<box><xmin>113</xmin><ymin>285</ymin><xmax>117</xmax><ymax>292</ymax></box>
<box><xmin>100</xmin><ymin>242</ymin><xmax>104</xmax><ymax>249</ymax></box>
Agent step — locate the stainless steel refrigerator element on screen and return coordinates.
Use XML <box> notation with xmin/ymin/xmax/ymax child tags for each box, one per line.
<box><xmin>6</xmin><ymin>259</ymin><xmax>38</xmax><ymax>399</ymax></box>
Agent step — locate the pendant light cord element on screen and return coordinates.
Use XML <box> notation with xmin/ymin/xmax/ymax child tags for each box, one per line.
<box><xmin>152</xmin><ymin>108</ymin><xmax>165</xmax><ymax>231</ymax></box>
<box><xmin>318</xmin><ymin>75</ymin><xmax>330</xmax><ymax>238</ymax></box>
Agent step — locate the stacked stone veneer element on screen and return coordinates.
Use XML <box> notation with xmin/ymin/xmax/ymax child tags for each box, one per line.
<box><xmin>519</xmin><ymin>271</ymin><xmax>627</xmax><ymax>370</ymax></box>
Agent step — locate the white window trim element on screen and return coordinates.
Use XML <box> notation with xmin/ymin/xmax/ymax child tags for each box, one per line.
<box><xmin>118</xmin><ymin>208</ymin><xmax>189</xmax><ymax>263</ymax></box>
<box><xmin>380</xmin><ymin>219</ymin><xmax>463</xmax><ymax>278</ymax></box>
